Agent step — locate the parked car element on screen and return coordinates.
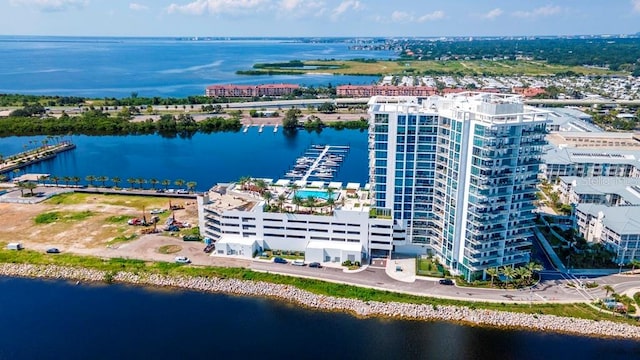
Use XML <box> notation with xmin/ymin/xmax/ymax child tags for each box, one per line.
<box><xmin>308</xmin><ymin>262</ymin><xmax>322</xmax><ymax>268</ymax></box>
<box><xmin>174</xmin><ymin>256</ymin><xmax>191</xmax><ymax>264</ymax></box>
<box><xmin>6</xmin><ymin>242</ymin><xmax>23</xmax><ymax>251</ymax></box>
<box><xmin>46</xmin><ymin>248</ymin><xmax>60</xmax><ymax>254</ymax></box>
<box><xmin>176</xmin><ymin>189</ymin><xmax>189</xmax><ymax>194</ymax></box>
<box><xmin>291</xmin><ymin>260</ymin><xmax>305</xmax><ymax>266</ymax></box>
<box><xmin>439</xmin><ymin>278</ymin><xmax>454</xmax><ymax>286</ymax></box>
<box><xmin>203</xmin><ymin>244</ymin><xmax>215</xmax><ymax>253</ymax></box>
<box><xmin>273</xmin><ymin>257</ymin><xmax>287</xmax><ymax>264</ymax></box>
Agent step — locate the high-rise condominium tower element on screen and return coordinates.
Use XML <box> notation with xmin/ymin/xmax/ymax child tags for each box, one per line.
<box><xmin>368</xmin><ymin>92</ymin><xmax>549</xmax><ymax>280</ymax></box>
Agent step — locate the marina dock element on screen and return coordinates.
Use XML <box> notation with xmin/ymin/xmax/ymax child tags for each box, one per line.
<box><xmin>284</xmin><ymin>145</ymin><xmax>349</xmax><ymax>183</ymax></box>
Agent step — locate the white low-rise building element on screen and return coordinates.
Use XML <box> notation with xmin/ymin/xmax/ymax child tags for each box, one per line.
<box><xmin>197</xmin><ymin>181</ymin><xmax>398</xmax><ymax>264</ymax></box>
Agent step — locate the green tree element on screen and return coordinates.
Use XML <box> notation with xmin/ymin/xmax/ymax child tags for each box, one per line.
<box><xmin>161</xmin><ymin>179</ymin><xmax>171</xmax><ymax>190</ymax></box>
<box><xmin>127</xmin><ymin>178</ymin><xmax>136</xmax><ymax>189</ymax></box>
<box><xmin>603</xmin><ymin>285</ymin><xmax>615</xmax><ymax>297</ymax></box>
<box><xmin>486</xmin><ymin>267</ymin><xmax>499</xmax><ymax>287</ymax></box>
<box><xmin>71</xmin><ymin>176</ymin><xmax>80</xmax><ymax>186</ymax></box>
<box><xmin>277</xmin><ymin>193</ymin><xmax>286</xmax><ymax>212</ymax></box>
<box><xmin>98</xmin><ymin>176</ymin><xmax>108</xmax><ymax>187</ymax></box>
<box><xmin>85</xmin><ymin>175</ymin><xmax>96</xmax><ymax>187</ymax></box>
<box><xmin>292</xmin><ymin>195</ymin><xmax>303</xmax><ymax>212</ymax></box>
<box><xmin>263</xmin><ymin>191</ymin><xmax>273</xmax><ymax>208</ymax></box>
<box><xmin>500</xmin><ymin>266</ymin><xmax>516</xmax><ymax>288</ymax></box>
<box><xmin>111</xmin><ymin>176</ymin><xmax>121</xmax><ymax>188</ymax></box>
<box><xmin>23</xmin><ymin>181</ymin><xmax>37</xmax><ymax>197</ymax></box>
<box><xmin>50</xmin><ymin>176</ymin><xmax>60</xmax><ymax>187</ymax></box>
<box><xmin>136</xmin><ymin>178</ymin><xmax>147</xmax><ymax>190</ymax></box>
<box><xmin>282</xmin><ymin>107</ymin><xmax>301</xmax><ymax>129</ymax></box>
<box><xmin>186</xmin><ymin>181</ymin><xmax>197</xmax><ymax>193</ymax></box>
<box><xmin>174</xmin><ymin>179</ymin><xmax>185</xmax><ymax>190</ymax></box>
<box><xmin>149</xmin><ymin>178</ymin><xmax>159</xmax><ymax>190</ymax></box>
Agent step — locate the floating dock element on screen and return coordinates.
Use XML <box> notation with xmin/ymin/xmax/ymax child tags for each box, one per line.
<box><xmin>284</xmin><ymin>145</ymin><xmax>349</xmax><ymax>182</ymax></box>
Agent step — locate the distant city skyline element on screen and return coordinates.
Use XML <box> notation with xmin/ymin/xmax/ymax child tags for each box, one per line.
<box><xmin>2</xmin><ymin>0</ymin><xmax>640</xmax><ymax>37</ymax></box>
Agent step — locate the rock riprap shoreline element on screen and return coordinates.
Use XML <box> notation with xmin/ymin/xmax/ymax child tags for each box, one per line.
<box><xmin>1</xmin><ymin>263</ymin><xmax>639</xmax><ymax>339</ymax></box>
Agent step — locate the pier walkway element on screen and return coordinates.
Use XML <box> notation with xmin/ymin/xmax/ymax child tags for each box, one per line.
<box><xmin>0</xmin><ymin>141</ymin><xmax>76</xmax><ymax>175</ymax></box>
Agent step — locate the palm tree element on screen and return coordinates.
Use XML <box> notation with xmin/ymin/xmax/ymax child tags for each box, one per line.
<box><xmin>630</xmin><ymin>259</ymin><xmax>640</xmax><ymax>273</ymax></box>
<box><xmin>500</xmin><ymin>266</ymin><xmax>516</xmax><ymax>288</ymax></box>
<box><xmin>263</xmin><ymin>191</ymin><xmax>273</xmax><ymax>208</ymax></box>
<box><xmin>326</xmin><ymin>197</ymin><xmax>336</xmax><ymax>214</ymax></box>
<box><xmin>161</xmin><ymin>179</ymin><xmax>171</xmax><ymax>190</ymax></box>
<box><xmin>0</xmin><ymin>174</ymin><xmax>8</xmax><ymax>183</ymax></box>
<box><xmin>17</xmin><ymin>182</ymin><xmax>25</xmax><ymax>197</ymax></box>
<box><xmin>149</xmin><ymin>178</ymin><xmax>159</xmax><ymax>190</ymax></box>
<box><xmin>186</xmin><ymin>181</ymin><xmax>197</xmax><ymax>193</ymax></box>
<box><xmin>37</xmin><ymin>175</ymin><xmax>48</xmax><ymax>185</ymax></box>
<box><xmin>603</xmin><ymin>285</ymin><xmax>615</xmax><ymax>297</ymax></box>
<box><xmin>254</xmin><ymin>179</ymin><xmax>267</xmax><ymax>194</ymax></box>
<box><xmin>174</xmin><ymin>179</ymin><xmax>185</xmax><ymax>190</ymax></box>
<box><xmin>62</xmin><ymin>176</ymin><xmax>71</xmax><ymax>187</ymax></box>
<box><xmin>515</xmin><ymin>267</ymin><xmax>531</xmax><ymax>287</ymax></box>
<box><xmin>98</xmin><ymin>175</ymin><xmax>108</xmax><ymax>187</ymax></box>
<box><xmin>24</xmin><ymin>181</ymin><xmax>37</xmax><ymax>197</ymax></box>
<box><xmin>71</xmin><ymin>176</ymin><xmax>81</xmax><ymax>187</ymax></box>
<box><xmin>12</xmin><ymin>168</ymin><xmax>20</xmax><ymax>180</ymax></box>
<box><xmin>292</xmin><ymin>195</ymin><xmax>303</xmax><ymax>212</ymax></box>
<box><xmin>137</xmin><ymin>178</ymin><xmax>147</xmax><ymax>190</ymax></box>
<box><xmin>50</xmin><ymin>176</ymin><xmax>60</xmax><ymax>187</ymax></box>
<box><xmin>85</xmin><ymin>175</ymin><xmax>96</xmax><ymax>187</ymax></box>
<box><xmin>127</xmin><ymin>178</ymin><xmax>136</xmax><ymax>189</ymax></box>
<box><xmin>111</xmin><ymin>176</ymin><xmax>121</xmax><ymax>188</ymax></box>
<box><xmin>277</xmin><ymin>194</ymin><xmax>286</xmax><ymax>212</ymax></box>
<box><xmin>238</xmin><ymin>176</ymin><xmax>251</xmax><ymax>190</ymax></box>
<box><xmin>486</xmin><ymin>267</ymin><xmax>499</xmax><ymax>287</ymax></box>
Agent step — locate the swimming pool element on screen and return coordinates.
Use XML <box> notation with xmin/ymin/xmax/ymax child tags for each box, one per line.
<box><xmin>294</xmin><ymin>189</ymin><xmax>339</xmax><ymax>201</ymax></box>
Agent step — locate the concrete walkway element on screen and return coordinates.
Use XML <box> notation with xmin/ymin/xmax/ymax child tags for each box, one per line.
<box><xmin>385</xmin><ymin>258</ymin><xmax>416</xmax><ymax>283</ymax></box>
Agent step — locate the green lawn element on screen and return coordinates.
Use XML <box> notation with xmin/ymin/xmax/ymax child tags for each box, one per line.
<box><xmin>240</xmin><ymin>59</ymin><xmax>619</xmax><ymax>77</ymax></box>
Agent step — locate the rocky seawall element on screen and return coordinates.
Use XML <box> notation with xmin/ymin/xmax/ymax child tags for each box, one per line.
<box><xmin>1</xmin><ymin>263</ymin><xmax>639</xmax><ymax>340</ymax></box>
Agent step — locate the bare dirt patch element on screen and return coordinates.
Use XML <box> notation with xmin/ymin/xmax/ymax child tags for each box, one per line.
<box><xmin>0</xmin><ymin>193</ymin><xmax>199</xmax><ymax>255</ymax></box>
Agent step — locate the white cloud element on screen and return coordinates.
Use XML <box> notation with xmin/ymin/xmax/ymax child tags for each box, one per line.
<box><xmin>482</xmin><ymin>8</ymin><xmax>503</xmax><ymax>20</ymax></box>
<box><xmin>167</xmin><ymin>0</ymin><xmax>270</xmax><ymax>16</ymax></box>
<box><xmin>331</xmin><ymin>0</ymin><xmax>362</xmax><ymax>20</ymax></box>
<box><xmin>129</xmin><ymin>3</ymin><xmax>148</xmax><ymax>11</ymax></box>
<box><xmin>633</xmin><ymin>0</ymin><xmax>640</xmax><ymax>13</ymax></box>
<box><xmin>417</xmin><ymin>10</ymin><xmax>444</xmax><ymax>22</ymax></box>
<box><xmin>278</xmin><ymin>0</ymin><xmax>325</xmax><ymax>17</ymax></box>
<box><xmin>9</xmin><ymin>0</ymin><xmax>88</xmax><ymax>12</ymax></box>
<box><xmin>383</xmin><ymin>10</ymin><xmax>444</xmax><ymax>23</ymax></box>
<box><xmin>513</xmin><ymin>5</ymin><xmax>562</xmax><ymax>18</ymax></box>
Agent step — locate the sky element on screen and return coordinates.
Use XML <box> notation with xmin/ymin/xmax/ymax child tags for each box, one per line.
<box><xmin>2</xmin><ymin>0</ymin><xmax>640</xmax><ymax>37</ymax></box>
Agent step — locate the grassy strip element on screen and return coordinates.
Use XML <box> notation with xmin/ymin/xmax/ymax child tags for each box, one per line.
<box><xmin>34</xmin><ymin>211</ymin><xmax>94</xmax><ymax>224</ymax></box>
<box><xmin>0</xmin><ymin>246</ymin><xmax>636</xmax><ymax>325</ymax></box>
<box><xmin>239</xmin><ymin>59</ymin><xmax>619</xmax><ymax>77</ymax></box>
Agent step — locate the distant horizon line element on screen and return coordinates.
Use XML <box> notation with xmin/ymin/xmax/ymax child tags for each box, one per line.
<box><xmin>0</xmin><ymin>33</ymin><xmax>639</xmax><ymax>40</ymax></box>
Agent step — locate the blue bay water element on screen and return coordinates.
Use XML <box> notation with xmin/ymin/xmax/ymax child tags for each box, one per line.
<box><xmin>0</xmin><ymin>36</ymin><xmax>391</xmax><ymax>98</ymax></box>
<box><xmin>0</xmin><ymin>129</ymin><xmax>369</xmax><ymax>191</ymax></box>
<box><xmin>0</xmin><ymin>276</ymin><xmax>638</xmax><ymax>360</ymax></box>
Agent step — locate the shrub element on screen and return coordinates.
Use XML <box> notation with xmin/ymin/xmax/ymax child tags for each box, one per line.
<box><xmin>342</xmin><ymin>260</ymin><xmax>352</xmax><ymax>266</ymax></box>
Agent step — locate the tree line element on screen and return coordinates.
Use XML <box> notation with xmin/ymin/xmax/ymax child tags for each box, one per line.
<box><xmin>0</xmin><ymin>106</ymin><xmax>242</xmax><ymax>138</ymax></box>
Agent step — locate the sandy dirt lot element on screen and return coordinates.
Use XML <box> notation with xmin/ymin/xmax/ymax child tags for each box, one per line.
<box><xmin>0</xmin><ymin>191</ymin><xmax>209</xmax><ymax>260</ymax></box>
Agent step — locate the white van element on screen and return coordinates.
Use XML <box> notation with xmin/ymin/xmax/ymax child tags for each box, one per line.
<box><xmin>7</xmin><ymin>242</ymin><xmax>23</xmax><ymax>250</ymax></box>
<box><xmin>291</xmin><ymin>259</ymin><xmax>305</xmax><ymax>266</ymax></box>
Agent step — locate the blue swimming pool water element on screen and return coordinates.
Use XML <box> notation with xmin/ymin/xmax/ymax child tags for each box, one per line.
<box><xmin>294</xmin><ymin>189</ymin><xmax>339</xmax><ymax>201</ymax></box>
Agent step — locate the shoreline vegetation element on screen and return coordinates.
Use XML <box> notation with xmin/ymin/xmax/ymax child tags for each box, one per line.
<box><xmin>237</xmin><ymin>59</ymin><xmax>620</xmax><ymax>77</ymax></box>
<box><xmin>0</xmin><ymin>247</ymin><xmax>638</xmax><ymax>339</ymax></box>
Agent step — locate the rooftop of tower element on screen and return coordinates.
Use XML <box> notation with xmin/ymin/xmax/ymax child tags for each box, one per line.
<box><xmin>368</xmin><ymin>91</ymin><xmax>551</xmax><ymax>125</ymax></box>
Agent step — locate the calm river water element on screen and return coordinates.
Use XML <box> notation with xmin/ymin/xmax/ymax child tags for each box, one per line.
<box><xmin>0</xmin><ymin>276</ymin><xmax>639</xmax><ymax>360</ymax></box>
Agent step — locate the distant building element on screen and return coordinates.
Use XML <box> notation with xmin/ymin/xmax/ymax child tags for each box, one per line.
<box><xmin>336</xmin><ymin>85</ymin><xmax>437</xmax><ymax>97</ymax></box>
<box><xmin>575</xmin><ymin>204</ymin><xmax>640</xmax><ymax>264</ymax></box>
<box><xmin>205</xmin><ymin>84</ymin><xmax>299</xmax><ymax>98</ymax></box>
<box><xmin>541</xmin><ymin>143</ymin><xmax>640</xmax><ymax>180</ymax></box>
